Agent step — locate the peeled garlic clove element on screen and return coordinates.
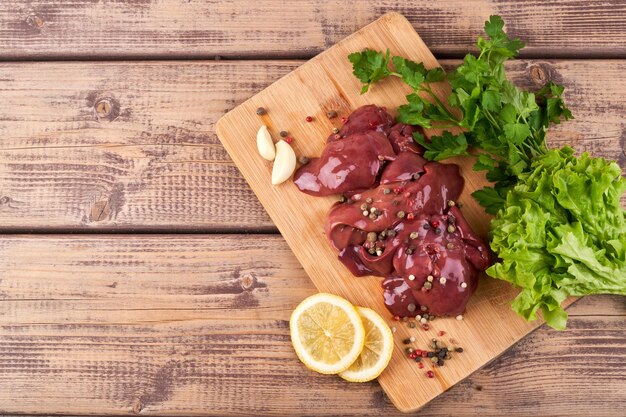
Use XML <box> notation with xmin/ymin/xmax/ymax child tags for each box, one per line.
<box><xmin>257</xmin><ymin>125</ymin><xmax>276</xmax><ymax>161</ymax></box>
<box><xmin>271</xmin><ymin>140</ymin><xmax>296</xmax><ymax>185</ymax></box>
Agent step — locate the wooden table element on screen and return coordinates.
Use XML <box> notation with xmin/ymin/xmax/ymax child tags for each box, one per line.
<box><xmin>0</xmin><ymin>1</ymin><xmax>624</xmax><ymax>416</ymax></box>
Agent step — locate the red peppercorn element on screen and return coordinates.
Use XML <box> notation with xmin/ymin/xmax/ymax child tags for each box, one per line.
<box><xmin>404</xmin><ymin>191</ymin><xmax>411</xmax><ymax>198</ymax></box>
<box><xmin>409</xmin><ymin>351</ymin><xmax>418</xmax><ymax>359</ymax></box>
<box><xmin>414</xmin><ymin>349</ymin><xmax>422</xmax><ymax>356</ymax></box>
<box><xmin>341</xmin><ymin>117</ymin><xmax>348</xmax><ymax>123</ymax></box>
<box><xmin>285</xmin><ymin>136</ymin><xmax>293</xmax><ymax>144</ymax></box>
<box><xmin>426</xmin><ymin>370</ymin><xmax>434</xmax><ymax>378</ymax></box>
<box><xmin>407</xmin><ymin>213</ymin><xmax>415</xmax><ymax>220</ymax></box>
<box><xmin>393</xmin><ymin>315</ymin><xmax>400</xmax><ymax>321</ymax></box>
<box><xmin>422</xmin><ymin>324</ymin><xmax>430</xmax><ymax>331</ymax></box>
<box><xmin>418</xmin><ymin>362</ymin><xmax>424</xmax><ymax>369</ymax></box>
<box><xmin>305</xmin><ymin>116</ymin><xmax>313</xmax><ymax>122</ymax></box>
<box><xmin>421</xmin><ymin>351</ymin><xmax>428</xmax><ymax>358</ymax></box>
<box><xmin>393</xmin><ymin>187</ymin><xmax>402</xmax><ymax>194</ymax></box>
<box><xmin>431</xmin><ymin>220</ymin><xmax>440</xmax><ymax>228</ymax></box>
<box><xmin>438</xmin><ymin>330</ymin><xmax>446</xmax><ymax>336</ymax></box>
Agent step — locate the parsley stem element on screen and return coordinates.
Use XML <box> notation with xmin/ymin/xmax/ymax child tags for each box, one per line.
<box><xmin>423</xmin><ymin>85</ymin><xmax>460</xmax><ymax>123</ymax></box>
<box><xmin>483</xmin><ymin>110</ymin><xmax>502</xmax><ymax>131</ymax></box>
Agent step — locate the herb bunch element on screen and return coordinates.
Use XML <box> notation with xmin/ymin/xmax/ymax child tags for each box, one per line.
<box><xmin>349</xmin><ymin>15</ymin><xmax>626</xmax><ymax>330</ymax></box>
<box><xmin>348</xmin><ymin>15</ymin><xmax>573</xmax><ymax>214</ymax></box>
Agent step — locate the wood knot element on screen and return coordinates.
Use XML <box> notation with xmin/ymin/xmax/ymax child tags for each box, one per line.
<box><xmin>94</xmin><ymin>97</ymin><xmax>120</xmax><ymax>121</ymax></box>
<box><xmin>0</xmin><ymin>196</ymin><xmax>10</xmax><ymax>205</ymax></box>
<box><xmin>132</xmin><ymin>398</ymin><xmax>143</xmax><ymax>414</ymax></box>
<box><xmin>90</xmin><ymin>200</ymin><xmax>113</xmax><ymax>222</ymax></box>
<box><xmin>241</xmin><ymin>273</ymin><xmax>256</xmax><ymax>291</ymax></box>
<box><xmin>529</xmin><ymin>65</ymin><xmax>547</xmax><ymax>83</ymax></box>
<box><xmin>26</xmin><ymin>14</ymin><xmax>45</xmax><ymax>29</ymax></box>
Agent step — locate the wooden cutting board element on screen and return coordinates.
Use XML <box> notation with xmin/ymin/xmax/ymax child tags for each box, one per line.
<box><xmin>216</xmin><ymin>12</ymin><xmax>573</xmax><ymax>412</ymax></box>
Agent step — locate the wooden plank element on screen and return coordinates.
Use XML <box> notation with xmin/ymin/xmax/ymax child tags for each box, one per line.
<box><xmin>1</xmin><ymin>1</ymin><xmax>626</xmax><ymax>59</ymax></box>
<box><xmin>0</xmin><ymin>235</ymin><xmax>624</xmax><ymax>416</ymax></box>
<box><xmin>214</xmin><ymin>13</ymin><xmax>616</xmax><ymax>411</ymax></box>
<box><xmin>0</xmin><ymin>59</ymin><xmax>624</xmax><ymax>232</ymax></box>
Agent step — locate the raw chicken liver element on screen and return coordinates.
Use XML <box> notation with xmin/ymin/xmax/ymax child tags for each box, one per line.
<box><xmin>294</xmin><ymin>105</ymin><xmax>490</xmax><ymax>318</ymax></box>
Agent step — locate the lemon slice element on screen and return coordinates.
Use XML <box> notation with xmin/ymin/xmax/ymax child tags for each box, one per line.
<box><xmin>290</xmin><ymin>293</ymin><xmax>365</xmax><ymax>374</ymax></box>
<box><xmin>339</xmin><ymin>307</ymin><xmax>393</xmax><ymax>382</ymax></box>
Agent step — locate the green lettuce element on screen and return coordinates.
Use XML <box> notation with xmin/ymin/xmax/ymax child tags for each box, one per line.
<box><xmin>488</xmin><ymin>147</ymin><xmax>626</xmax><ymax>329</ymax></box>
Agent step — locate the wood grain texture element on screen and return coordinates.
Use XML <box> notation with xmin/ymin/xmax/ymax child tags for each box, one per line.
<box><xmin>0</xmin><ymin>59</ymin><xmax>624</xmax><ymax>231</ymax></box>
<box><xmin>1</xmin><ymin>0</ymin><xmax>626</xmax><ymax>59</ymax></box>
<box><xmin>0</xmin><ymin>234</ymin><xmax>624</xmax><ymax>416</ymax></box>
<box><xmin>214</xmin><ymin>13</ymin><xmax>577</xmax><ymax>411</ymax></box>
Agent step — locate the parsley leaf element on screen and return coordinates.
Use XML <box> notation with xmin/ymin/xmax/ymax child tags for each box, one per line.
<box><xmin>413</xmin><ymin>131</ymin><xmax>469</xmax><ymax>161</ymax></box>
<box><xmin>348</xmin><ymin>49</ymin><xmax>393</xmax><ymax>93</ymax></box>
<box><xmin>471</xmin><ymin>186</ymin><xmax>507</xmax><ymax>215</ymax></box>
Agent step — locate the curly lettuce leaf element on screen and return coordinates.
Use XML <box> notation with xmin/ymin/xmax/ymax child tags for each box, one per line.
<box><xmin>487</xmin><ymin>148</ymin><xmax>626</xmax><ymax>330</ymax></box>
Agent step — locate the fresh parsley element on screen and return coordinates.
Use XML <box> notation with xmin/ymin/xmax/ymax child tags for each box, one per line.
<box><xmin>348</xmin><ymin>15</ymin><xmax>573</xmax><ymax>214</ymax></box>
<box><xmin>349</xmin><ymin>15</ymin><xmax>626</xmax><ymax>330</ymax></box>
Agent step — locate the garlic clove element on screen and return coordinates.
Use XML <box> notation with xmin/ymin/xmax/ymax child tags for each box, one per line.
<box><xmin>271</xmin><ymin>140</ymin><xmax>297</xmax><ymax>185</ymax></box>
<box><xmin>257</xmin><ymin>125</ymin><xmax>276</xmax><ymax>161</ymax></box>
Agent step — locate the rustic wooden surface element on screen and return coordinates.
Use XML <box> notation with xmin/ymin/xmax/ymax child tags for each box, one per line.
<box><xmin>0</xmin><ymin>1</ymin><xmax>624</xmax><ymax>416</ymax></box>
<box><xmin>0</xmin><ymin>60</ymin><xmax>624</xmax><ymax>232</ymax></box>
<box><xmin>0</xmin><ymin>235</ymin><xmax>624</xmax><ymax>416</ymax></box>
<box><xmin>1</xmin><ymin>0</ymin><xmax>625</xmax><ymax>59</ymax></box>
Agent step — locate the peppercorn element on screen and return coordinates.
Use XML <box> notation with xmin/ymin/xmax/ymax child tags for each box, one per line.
<box><xmin>407</xmin><ymin>213</ymin><xmax>415</xmax><ymax>220</ymax></box>
<box><xmin>332</xmin><ymin>127</ymin><xmax>340</xmax><ymax>134</ymax></box>
<box><xmin>418</xmin><ymin>362</ymin><xmax>424</xmax><ymax>369</ymax></box>
<box><xmin>455</xmin><ymin>347</ymin><xmax>464</xmax><ymax>353</ymax></box>
<box><xmin>280</xmin><ymin>130</ymin><xmax>288</xmax><ymax>137</ymax></box>
<box><xmin>427</xmin><ymin>352</ymin><xmax>434</xmax><ymax>358</ymax></box>
<box><xmin>431</xmin><ymin>356</ymin><xmax>438</xmax><ymax>363</ymax></box>
<box><xmin>298</xmin><ymin>156</ymin><xmax>310</xmax><ymax>165</ymax></box>
<box><xmin>447</xmin><ymin>200</ymin><xmax>456</xmax><ymax>207</ymax></box>
<box><xmin>423</xmin><ymin>223</ymin><xmax>431</xmax><ymax>230</ymax></box>
<box><xmin>387</xmin><ymin>230</ymin><xmax>396</xmax><ymax>237</ymax></box>
<box><xmin>414</xmin><ymin>356</ymin><xmax>421</xmax><ymax>362</ymax></box>
<box><xmin>383</xmin><ymin>188</ymin><xmax>391</xmax><ymax>194</ymax></box>
<box><xmin>397</xmin><ymin>211</ymin><xmax>406</xmax><ymax>219</ymax></box>
<box><xmin>405</xmin><ymin>347</ymin><xmax>413</xmax><ymax>354</ymax></box>
<box><xmin>408</xmin><ymin>322</ymin><xmax>416</xmax><ymax>328</ymax></box>
<box><xmin>285</xmin><ymin>136</ymin><xmax>293</xmax><ymax>144</ymax></box>
<box><xmin>426</xmin><ymin>370</ymin><xmax>434</xmax><ymax>378</ymax></box>
<box><xmin>412</xmin><ymin>172</ymin><xmax>421</xmax><ymax>180</ymax></box>
<box><xmin>435</xmin><ymin>228</ymin><xmax>442</xmax><ymax>235</ymax></box>
<box><xmin>423</xmin><ymin>281</ymin><xmax>432</xmax><ymax>290</ymax></box>
<box><xmin>366</xmin><ymin>197</ymin><xmax>373</xmax><ymax>204</ymax></box>
<box><xmin>369</xmin><ymin>212</ymin><xmax>378</xmax><ymax>220</ymax></box>
<box><xmin>407</xmin><ymin>303</ymin><xmax>416</xmax><ymax>312</ymax></box>
<box><xmin>305</xmin><ymin>116</ymin><xmax>313</xmax><ymax>122</ymax></box>
<box><xmin>367</xmin><ymin>232</ymin><xmax>377</xmax><ymax>242</ymax></box>
<box><xmin>255</xmin><ymin>107</ymin><xmax>266</xmax><ymax>115</ymax></box>
<box><xmin>437</xmin><ymin>359</ymin><xmax>445</xmax><ymax>366</ymax></box>
<box><xmin>326</xmin><ymin>110</ymin><xmax>338</xmax><ymax>119</ymax></box>
<box><xmin>393</xmin><ymin>315</ymin><xmax>400</xmax><ymax>321</ymax></box>
<box><xmin>360</xmin><ymin>203</ymin><xmax>368</xmax><ymax>211</ymax></box>
<box><xmin>410</xmin><ymin>231</ymin><xmax>418</xmax><ymax>239</ymax></box>
<box><xmin>447</xmin><ymin>225</ymin><xmax>456</xmax><ymax>233</ymax></box>
<box><xmin>461</xmin><ymin>282</ymin><xmax>468</xmax><ymax>288</ymax></box>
